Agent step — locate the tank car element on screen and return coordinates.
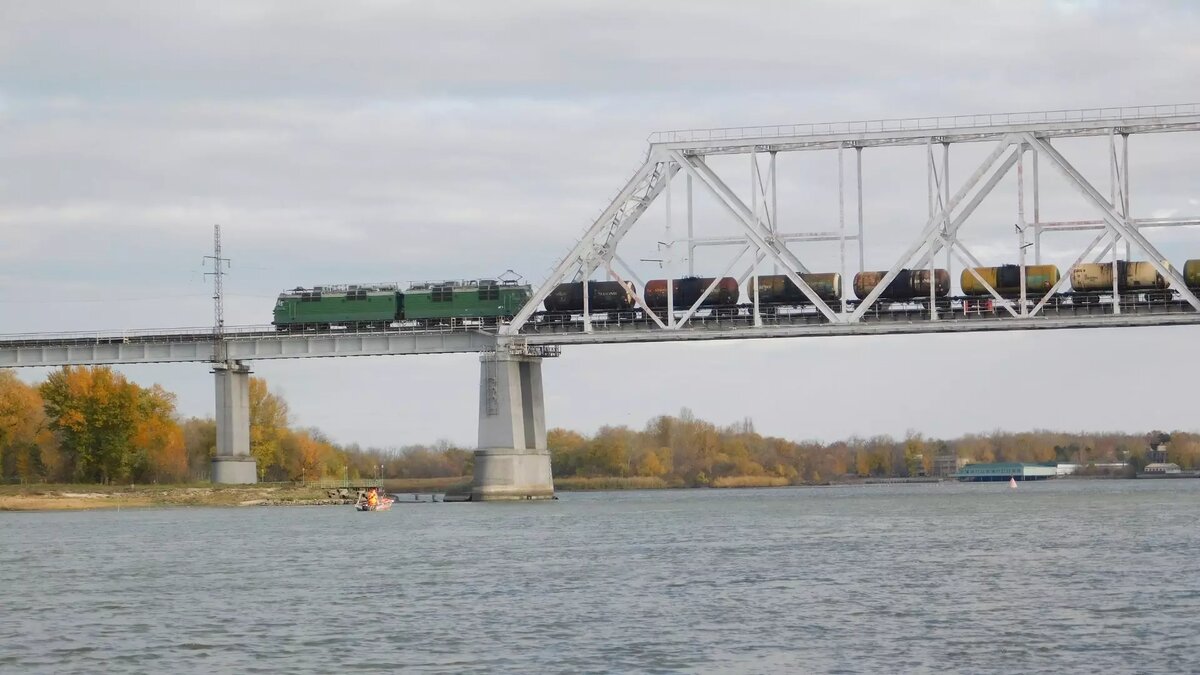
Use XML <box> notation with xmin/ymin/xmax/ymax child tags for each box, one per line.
<box><xmin>543</xmin><ymin>281</ymin><xmax>636</xmax><ymax>313</ymax></box>
<box><xmin>960</xmin><ymin>265</ymin><xmax>1060</xmax><ymax>297</ymax></box>
<box><xmin>853</xmin><ymin>269</ymin><xmax>950</xmax><ymax>301</ymax></box>
<box><xmin>644</xmin><ymin>276</ymin><xmax>739</xmax><ymax>308</ymax></box>
<box><xmin>1184</xmin><ymin>260</ymin><xmax>1200</xmax><ymax>288</ymax></box>
<box><xmin>1070</xmin><ymin>261</ymin><xmax>1166</xmax><ymax>293</ymax></box>
<box><xmin>748</xmin><ymin>273</ymin><xmax>842</xmax><ymax>304</ymax></box>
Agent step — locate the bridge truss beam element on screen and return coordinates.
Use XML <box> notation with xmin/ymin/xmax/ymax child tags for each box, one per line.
<box><xmin>504</xmin><ymin>104</ymin><xmax>1200</xmax><ymax>336</ymax></box>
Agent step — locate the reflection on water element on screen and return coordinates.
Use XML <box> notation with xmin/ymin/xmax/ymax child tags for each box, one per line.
<box><xmin>2</xmin><ymin>480</ymin><xmax>1199</xmax><ymax>674</ymax></box>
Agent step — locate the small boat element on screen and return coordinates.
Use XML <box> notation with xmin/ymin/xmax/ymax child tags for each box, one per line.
<box><xmin>355</xmin><ymin>488</ymin><xmax>394</xmax><ymax>512</ymax></box>
<box><xmin>356</xmin><ymin>496</ymin><xmax>393</xmax><ymax>512</ymax></box>
<box><xmin>1009</xmin><ymin>476</ymin><xmax>1018</xmax><ymax>489</ymax></box>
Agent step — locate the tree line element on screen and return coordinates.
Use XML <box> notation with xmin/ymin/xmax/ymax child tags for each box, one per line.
<box><xmin>2</xmin><ymin>368</ymin><xmax>1195</xmax><ymax>485</ymax></box>
<box><xmin>0</xmin><ymin>366</ymin><xmax>466</xmax><ymax>484</ymax></box>
<box><xmin>546</xmin><ymin>410</ymin><xmax>1197</xmax><ymax>485</ymax></box>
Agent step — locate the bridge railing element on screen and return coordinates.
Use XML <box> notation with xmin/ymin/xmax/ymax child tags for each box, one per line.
<box><xmin>648</xmin><ymin>103</ymin><xmax>1200</xmax><ymax>144</ymax></box>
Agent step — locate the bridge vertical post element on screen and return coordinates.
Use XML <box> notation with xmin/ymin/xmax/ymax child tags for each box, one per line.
<box><xmin>472</xmin><ymin>349</ymin><xmax>554</xmax><ymax>501</ymax></box>
<box><xmin>211</xmin><ymin>360</ymin><xmax>257</xmax><ymax>484</ymax></box>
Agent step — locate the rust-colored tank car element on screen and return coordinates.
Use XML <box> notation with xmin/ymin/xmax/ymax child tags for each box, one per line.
<box><xmin>645</xmin><ymin>276</ymin><xmax>739</xmax><ymax>308</ymax></box>
<box><xmin>748</xmin><ymin>273</ymin><xmax>842</xmax><ymax>303</ymax></box>
<box><xmin>543</xmin><ymin>281</ymin><xmax>636</xmax><ymax>313</ymax></box>
<box><xmin>853</xmin><ymin>269</ymin><xmax>950</xmax><ymax>300</ymax></box>
<box><xmin>1070</xmin><ymin>261</ymin><xmax>1167</xmax><ymax>292</ymax></box>
<box><xmin>1184</xmin><ymin>260</ymin><xmax>1200</xmax><ymax>288</ymax></box>
<box><xmin>960</xmin><ymin>265</ymin><xmax>1061</xmax><ymax>297</ymax></box>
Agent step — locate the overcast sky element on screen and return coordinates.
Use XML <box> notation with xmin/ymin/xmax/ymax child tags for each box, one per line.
<box><xmin>2</xmin><ymin>0</ymin><xmax>1199</xmax><ymax>449</ymax></box>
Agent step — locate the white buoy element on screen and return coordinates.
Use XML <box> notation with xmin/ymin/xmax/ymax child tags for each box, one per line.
<box><xmin>1009</xmin><ymin>476</ymin><xmax>1018</xmax><ymax>489</ymax></box>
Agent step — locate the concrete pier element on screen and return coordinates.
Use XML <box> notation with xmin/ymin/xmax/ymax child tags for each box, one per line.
<box><xmin>211</xmin><ymin>361</ymin><xmax>257</xmax><ymax>484</ymax></box>
<box><xmin>472</xmin><ymin>351</ymin><xmax>554</xmax><ymax>500</ymax></box>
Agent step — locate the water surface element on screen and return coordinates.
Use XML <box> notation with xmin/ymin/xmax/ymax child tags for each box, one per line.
<box><xmin>2</xmin><ymin>480</ymin><xmax>1198</xmax><ymax>673</ymax></box>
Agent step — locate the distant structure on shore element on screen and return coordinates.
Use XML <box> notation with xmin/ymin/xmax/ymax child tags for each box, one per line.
<box><xmin>955</xmin><ymin>462</ymin><xmax>1057</xmax><ymax>482</ymax></box>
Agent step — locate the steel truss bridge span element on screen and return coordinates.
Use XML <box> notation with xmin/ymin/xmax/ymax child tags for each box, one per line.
<box><xmin>504</xmin><ymin>103</ymin><xmax>1200</xmax><ymax>337</ymax></box>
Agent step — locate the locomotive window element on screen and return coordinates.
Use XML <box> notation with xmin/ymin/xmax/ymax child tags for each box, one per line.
<box><xmin>479</xmin><ymin>284</ymin><xmax>499</xmax><ymax>301</ymax></box>
<box><xmin>432</xmin><ymin>286</ymin><xmax>453</xmax><ymax>302</ymax></box>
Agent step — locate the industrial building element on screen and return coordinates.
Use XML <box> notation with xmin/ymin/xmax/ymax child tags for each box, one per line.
<box><xmin>955</xmin><ymin>463</ymin><xmax>1057</xmax><ymax>482</ymax></box>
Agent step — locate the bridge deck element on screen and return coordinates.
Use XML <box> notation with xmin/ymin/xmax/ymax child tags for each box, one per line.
<box><xmin>0</xmin><ymin>298</ymin><xmax>1195</xmax><ymax>366</ymax></box>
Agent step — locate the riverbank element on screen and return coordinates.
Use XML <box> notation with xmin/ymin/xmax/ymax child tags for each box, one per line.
<box><xmin>1</xmin><ymin>473</ymin><xmax>1145</xmax><ymax>511</ymax></box>
<box><xmin>0</xmin><ymin>477</ymin><xmax>470</xmax><ymax>512</ymax></box>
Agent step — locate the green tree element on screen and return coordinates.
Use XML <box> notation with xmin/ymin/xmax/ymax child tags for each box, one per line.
<box><xmin>40</xmin><ymin>366</ymin><xmax>139</xmax><ymax>483</ymax></box>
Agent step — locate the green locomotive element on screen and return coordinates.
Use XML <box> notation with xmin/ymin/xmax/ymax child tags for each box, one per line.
<box><xmin>272</xmin><ymin>279</ymin><xmax>532</xmax><ymax>330</ymax></box>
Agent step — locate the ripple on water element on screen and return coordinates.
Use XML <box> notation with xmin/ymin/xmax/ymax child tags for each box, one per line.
<box><xmin>2</xmin><ymin>481</ymin><xmax>1200</xmax><ymax>673</ymax></box>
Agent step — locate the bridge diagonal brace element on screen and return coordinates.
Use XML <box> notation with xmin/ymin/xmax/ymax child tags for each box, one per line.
<box><xmin>504</xmin><ymin>156</ymin><xmax>664</xmax><ymax>334</ymax></box>
<box><xmin>914</xmin><ymin>141</ymin><xmax>1022</xmax><ymax>270</ymax></box>
<box><xmin>673</xmin><ymin>152</ymin><xmax>810</xmax><ymax>274</ymax></box>
<box><xmin>608</xmin><ymin>258</ymin><xmax>668</xmax><ymax>330</ymax></box>
<box><xmin>851</xmin><ymin>136</ymin><xmax>1020</xmax><ymax>321</ymax></box>
<box><xmin>670</xmin><ymin>150</ymin><xmax>844</xmax><ymax>323</ymax></box>
<box><xmin>676</xmin><ymin>245</ymin><xmax>751</xmax><ymax>328</ymax></box>
<box><xmin>1023</xmin><ymin>132</ymin><xmax>1200</xmax><ymax>311</ymax></box>
<box><xmin>594</xmin><ymin>159</ymin><xmax>680</xmax><ymax>268</ymax></box>
<box><xmin>945</xmin><ymin>238</ymin><xmax>1019</xmax><ymax>317</ymax></box>
<box><xmin>736</xmin><ymin>251</ymin><xmax>768</xmax><ymax>285</ymax></box>
<box><xmin>1031</xmin><ymin>231</ymin><xmax>1108</xmax><ymax>316</ymax></box>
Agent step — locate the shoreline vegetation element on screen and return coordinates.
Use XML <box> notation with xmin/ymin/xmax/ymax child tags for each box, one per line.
<box><xmin>2</xmin><ymin>366</ymin><xmax>1194</xmax><ymax>511</ymax></box>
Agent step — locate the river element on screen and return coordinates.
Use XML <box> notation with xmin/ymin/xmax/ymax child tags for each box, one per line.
<box><xmin>2</xmin><ymin>480</ymin><xmax>1199</xmax><ymax>673</ymax></box>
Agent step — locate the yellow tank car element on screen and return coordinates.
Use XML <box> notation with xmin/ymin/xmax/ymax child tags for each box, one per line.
<box><xmin>749</xmin><ymin>273</ymin><xmax>842</xmax><ymax>303</ymax></box>
<box><xmin>1070</xmin><ymin>261</ymin><xmax>1166</xmax><ymax>292</ymax></box>
<box><xmin>1185</xmin><ymin>260</ymin><xmax>1200</xmax><ymax>289</ymax></box>
<box><xmin>960</xmin><ymin>265</ymin><xmax>1060</xmax><ymax>297</ymax></box>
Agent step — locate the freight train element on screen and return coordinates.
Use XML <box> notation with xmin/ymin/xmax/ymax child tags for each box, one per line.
<box><xmin>273</xmin><ymin>259</ymin><xmax>1200</xmax><ymax>330</ymax></box>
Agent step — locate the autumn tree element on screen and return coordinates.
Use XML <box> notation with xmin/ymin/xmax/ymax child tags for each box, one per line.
<box><xmin>0</xmin><ymin>370</ymin><xmax>57</xmax><ymax>481</ymax></box>
<box><xmin>130</xmin><ymin>385</ymin><xmax>188</xmax><ymax>482</ymax></box>
<box><xmin>548</xmin><ymin>428</ymin><xmax>587</xmax><ymax>477</ymax></box>
<box><xmin>40</xmin><ymin>366</ymin><xmax>140</xmax><ymax>483</ymax></box>
<box><xmin>181</xmin><ymin>417</ymin><xmax>217</xmax><ymax>479</ymax></box>
<box><xmin>249</xmin><ymin>377</ymin><xmax>289</xmax><ymax>480</ymax></box>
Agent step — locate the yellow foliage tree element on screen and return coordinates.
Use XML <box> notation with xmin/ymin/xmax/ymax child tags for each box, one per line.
<box><xmin>132</xmin><ymin>385</ymin><xmax>188</xmax><ymax>482</ymax></box>
<box><xmin>285</xmin><ymin>430</ymin><xmax>336</xmax><ymax>482</ymax></box>
<box><xmin>249</xmin><ymin>377</ymin><xmax>289</xmax><ymax>480</ymax></box>
<box><xmin>0</xmin><ymin>370</ymin><xmax>57</xmax><ymax>481</ymax></box>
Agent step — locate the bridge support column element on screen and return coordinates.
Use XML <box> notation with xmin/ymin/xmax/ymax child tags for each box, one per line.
<box><xmin>472</xmin><ymin>351</ymin><xmax>554</xmax><ymax>501</ymax></box>
<box><xmin>211</xmin><ymin>361</ymin><xmax>257</xmax><ymax>484</ymax></box>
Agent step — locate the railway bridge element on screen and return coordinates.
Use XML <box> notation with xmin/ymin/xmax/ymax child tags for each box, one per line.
<box><xmin>4</xmin><ymin>104</ymin><xmax>1200</xmax><ymax>499</ymax></box>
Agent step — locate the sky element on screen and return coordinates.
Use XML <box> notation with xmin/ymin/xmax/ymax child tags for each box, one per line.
<box><xmin>1</xmin><ymin>0</ymin><xmax>1199</xmax><ymax>449</ymax></box>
